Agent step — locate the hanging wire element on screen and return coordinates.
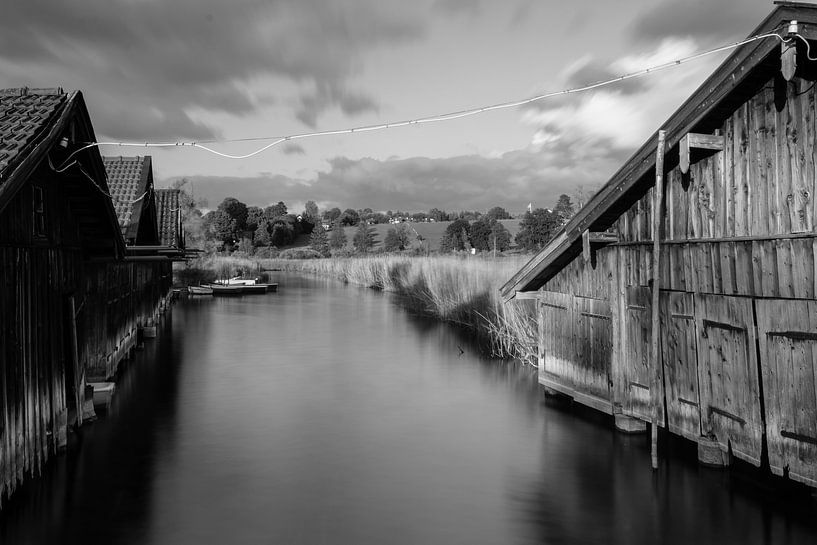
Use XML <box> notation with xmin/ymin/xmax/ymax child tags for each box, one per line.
<box><xmin>56</xmin><ymin>29</ymin><xmax>790</xmax><ymax>168</ymax></box>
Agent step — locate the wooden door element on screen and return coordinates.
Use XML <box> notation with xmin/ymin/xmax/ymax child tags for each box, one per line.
<box><xmin>660</xmin><ymin>291</ymin><xmax>701</xmax><ymax>440</ymax></box>
<box><xmin>538</xmin><ymin>291</ymin><xmax>574</xmax><ymax>390</ymax></box>
<box><xmin>575</xmin><ymin>296</ymin><xmax>612</xmax><ymax>403</ymax></box>
<box><xmin>695</xmin><ymin>294</ymin><xmax>762</xmax><ymax>466</ymax></box>
<box><xmin>619</xmin><ymin>286</ymin><xmax>657</xmax><ymax>421</ymax></box>
<box><xmin>756</xmin><ymin>299</ymin><xmax>817</xmax><ymax>487</ymax></box>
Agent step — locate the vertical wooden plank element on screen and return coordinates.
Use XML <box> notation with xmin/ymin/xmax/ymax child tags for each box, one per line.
<box><xmin>724</xmin><ymin>113</ymin><xmax>736</xmax><ymax>237</ymax></box>
<box><xmin>765</xmin><ymin>85</ymin><xmax>783</xmax><ymax>234</ymax></box>
<box><xmin>760</xmin><ymin>240</ymin><xmax>780</xmax><ymax>297</ymax></box>
<box><xmin>776</xmin><ymin>238</ymin><xmax>795</xmax><ymax>298</ymax></box>
<box><xmin>792</xmin><ymin>237</ymin><xmax>815</xmax><ymax>299</ymax></box>
<box><xmin>778</xmin><ymin>81</ymin><xmax>795</xmax><ymax>234</ymax></box>
<box><xmin>788</xmin><ymin>79</ymin><xmax>810</xmax><ymax>233</ymax></box>
<box><xmin>749</xmin><ymin>91</ymin><xmax>769</xmax><ymax>236</ymax></box>
<box><xmin>735</xmin><ymin>103</ymin><xmax>750</xmax><ymax>236</ymax></box>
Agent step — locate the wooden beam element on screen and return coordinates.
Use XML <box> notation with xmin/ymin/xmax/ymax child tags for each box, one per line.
<box><xmin>650</xmin><ymin>129</ymin><xmax>667</xmax><ymax>470</ymax></box>
<box><xmin>679</xmin><ymin>132</ymin><xmax>725</xmax><ymax>174</ymax></box>
<box><xmin>781</xmin><ymin>37</ymin><xmax>797</xmax><ymax>81</ymax></box>
<box><xmin>513</xmin><ymin>291</ymin><xmax>540</xmax><ymax>300</ymax></box>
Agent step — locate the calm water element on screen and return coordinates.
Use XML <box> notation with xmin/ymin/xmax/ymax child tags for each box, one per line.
<box><xmin>2</xmin><ymin>273</ymin><xmax>816</xmax><ymax>544</ymax></box>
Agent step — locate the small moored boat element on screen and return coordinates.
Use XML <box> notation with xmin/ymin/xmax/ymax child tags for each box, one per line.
<box><xmin>241</xmin><ymin>284</ymin><xmax>268</xmax><ymax>294</ymax></box>
<box><xmin>209</xmin><ymin>284</ymin><xmax>244</xmax><ymax>295</ymax></box>
<box><xmin>188</xmin><ymin>285</ymin><xmax>214</xmax><ymax>296</ymax></box>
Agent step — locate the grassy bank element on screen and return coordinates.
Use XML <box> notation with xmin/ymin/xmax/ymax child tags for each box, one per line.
<box><xmin>176</xmin><ymin>254</ymin><xmax>539</xmax><ymax>364</ymax></box>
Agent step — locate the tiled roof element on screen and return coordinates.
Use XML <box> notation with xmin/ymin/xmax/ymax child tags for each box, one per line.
<box><xmin>103</xmin><ymin>156</ymin><xmax>150</xmax><ymax>235</ymax></box>
<box><xmin>155</xmin><ymin>188</ymin><xmax>181</xmax><ymax>248</ymax></box>
<box><xmin>0</xmin><ymin>88</ymin><xmax>67</xmax><ymax>181</ymax></box>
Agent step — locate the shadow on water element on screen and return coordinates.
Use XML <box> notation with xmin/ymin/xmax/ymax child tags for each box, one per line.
<box><xmin>0</xmin><ymin>312</ymin><xmax>188</xmax><ymax>545</ymax></box>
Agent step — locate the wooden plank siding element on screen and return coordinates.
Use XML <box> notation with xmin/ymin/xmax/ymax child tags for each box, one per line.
<box><xmin>0</xmin><ymin>179</ymin><xmax>80</xmax><ymax>505</ymax></box>
<box><xmin>79</xmin><ymin>261</ymin><xmax>171</xmax><ymax>381</ymax></box>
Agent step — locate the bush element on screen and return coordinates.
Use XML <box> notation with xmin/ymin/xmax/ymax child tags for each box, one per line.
<box><xmin>278</xmin><ymin>247</ymin><xmax>323</xmax><ymax>259</ymax></box>
<box><xmin>254</xmin><ymin>246</ymin><xmax>280</xmax><ymax>259</ymax></box>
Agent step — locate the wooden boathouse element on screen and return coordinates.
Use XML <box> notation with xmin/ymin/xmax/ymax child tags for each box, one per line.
<box><xmin>0</xmin><ymin>90</ymin><xmax>183</xmax><ymax>505</ymax></box>
<box><xmin>502</xmin><ymin>2</ymin><xmax>817</xmax><ymax>488</ymax></box>
<box><xmin>0</xmin><ymin>88</ymin><xmax>124</xmax><ymax>502</ymax></box>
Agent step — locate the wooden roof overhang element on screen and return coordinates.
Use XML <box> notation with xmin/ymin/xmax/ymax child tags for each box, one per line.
<box><xmin>500</xmin><ymin>2</ymin><xmax>817</xmax><ymax>302</ymax></box>
<box><xmin>0</xmin><ymin>90</ymin><xmax>125</xmax><ymax>260</ymax></box>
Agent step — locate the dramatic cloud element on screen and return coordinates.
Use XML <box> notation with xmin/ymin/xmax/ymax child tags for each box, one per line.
<box><xmin>630</xmin><ymin>0</ymin><xmax>769</xmax><ymax>45</ymax></box>
<box><xmin>166</xmin><ymin>136</ymin><xmax>624</xmax><ymax>213</ymax></box>
<box><xmin>0</xmin><ymin>0</ymin><xmax>425</xmax><ymax>140</ymax></box>
<box><xmin>523</xmin><ymin>37</ymin><xmax>710</xmax><ymax>156</ymax></box>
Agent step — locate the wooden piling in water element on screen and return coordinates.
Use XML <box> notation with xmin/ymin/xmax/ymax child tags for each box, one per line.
<box><xmin>650</xmin><ymin>129</ymin><xmax>667</xmax><ymax>470</ymax></box>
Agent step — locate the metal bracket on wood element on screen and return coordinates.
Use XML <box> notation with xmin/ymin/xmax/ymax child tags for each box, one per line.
<box><xmin>679</xmin><ymin>132</ymin><xmax>724</xmax><ymax>174</ymax></box>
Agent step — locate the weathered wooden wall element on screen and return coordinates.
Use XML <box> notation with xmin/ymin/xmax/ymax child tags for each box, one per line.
<box><xmin>79</xmin><ymin>261</ymin><xmax>171</xmax><ymax>380</ymax></box>
<box><xmin>1</xmin><ymin>171</ymin><xmax>174</xmax><ymax>506</ymax></box>
<box><xmin>0</xmin><ymin>179</ymin><xmax>82</xmax><ymax>505</ymax></box>
<box><xmin>536</xmin><ymin>74</ymin><xmax>817</xmax><ymax>486</ymax></box>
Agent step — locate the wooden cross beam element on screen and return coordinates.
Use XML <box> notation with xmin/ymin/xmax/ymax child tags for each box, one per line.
<box><xmin>582</xmin><ymin>230</ymin><xmax>619</xmax><ymax>264</ymax></box>
<box><xmin>679</xmin><ymin>132</ymin><xmax>724</xmax><ymax>174</ymax></box>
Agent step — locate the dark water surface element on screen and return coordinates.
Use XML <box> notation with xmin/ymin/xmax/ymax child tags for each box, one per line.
<box><xmin>2</xmin><ymin>273</ymin><xmax>817</xmax><ymax>544</ymax></box>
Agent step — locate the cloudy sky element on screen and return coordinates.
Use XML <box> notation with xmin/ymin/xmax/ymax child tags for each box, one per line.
<box><xmin>1</xmin><ymin>0</ymin><xmax>777</xmax><ymax>213</ymax></box>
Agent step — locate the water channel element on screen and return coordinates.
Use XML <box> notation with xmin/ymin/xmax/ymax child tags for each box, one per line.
<box><xmin>2</xmin><ymin>273</ymin><xmax>816</xmax><ymax>544</ymax></box>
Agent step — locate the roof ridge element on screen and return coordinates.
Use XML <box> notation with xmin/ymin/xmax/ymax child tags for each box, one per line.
<box><xmin>0</xmin><ymin>87</ymin><xmax>66</xmax><ymax>97</ymax></box>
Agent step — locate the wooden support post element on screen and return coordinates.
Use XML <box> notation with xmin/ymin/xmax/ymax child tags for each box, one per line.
<box><xmin>68</xmin><ymin>296</ymin><xmax>83</xmax><ymax>428</ymax></box>
<box><xmin>650</xmin><ymin>129</ymin><xmax>667</xmax><ymax>470</ymax></box>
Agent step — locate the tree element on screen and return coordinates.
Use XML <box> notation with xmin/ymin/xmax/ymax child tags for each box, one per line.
<box><xmin>515</xmin><ymin>208</ymin><xmax>559</xmax><ymax>251</ymax></box>
<box><xmin>428</xmin><ymin>208</ymin><xmax>449</xmax><ymax>222</ymax></box>
<box><xmin>439</xmin><ymin>219</ymin><xmax>471</xmax><ymax>252</ymax></box>
<box><xmin>340</xmin><ymin>208</ymin><xmax>360</xmax><ymax>226</ymax></box>
<box><xmin>204</xmin><ymin>210</ymin><xmax>237</xmax><ymax>246</ymax></box>
<box><xmin>329</xmin><ymin>219</ymin><xmax>347</xmax><ymax>249</ymax></box>
<box><xmin>270</xmin><ymin>220</ymin><xmax>294</xmax><ymax>246</ymax></box>
<box><xmin>353</xmin><ymin>221</ymin><xmax>378</xmax><ymax>253</ymax></box>
<box><xmin>304</xmin><ymin>200</ymin><xmax>319</xmax><ymax>222</ymax></box>
<box><xmin>217</xmin><ymin>197</ymin><xmax>248</xmax><ymax>232</ymax></box>
<box><xmin>485</xmin><ymin>206</ymin><xmax>511</xmax><ymax>220</ymax></box>
<box><xmin>254</xmin><ymin>220</ymin><xmax>272</xmax><ymax>247</ymax></box>
<box><xmin>246</xmin><ymin>206</ymin><xmax>264</xmax><ymax>232</ymax></box>
<box><xmin>469</xmin><ymin>217</ymin><xmax>511</xmax><ymax>252</ymax></box>
<box><xmin>383</xmin><ymin>224</ymin><xmax>411</xmax><ymax>251</ymax></box>
<box><xmin>265</xmin><ymin>201</ymin><xmax>288</xmax><ymax>220</ymax></box>
<box><xmin>553</xmin><ymin>194</ymin><xmax>575</xmax><ymax>225</ymax></box>
<box><xmin>324</xmin><ymin>207</ymin><xmax>342</xmax><ymax>223</ymax></box>
<box><xmin>310</xmin><ymin>222</ymin><xmax>330</xmax><ymax>257</ymax></box>
<box><xmin>171</xmin><ymin>178</ymin><xmax>206</xmax><ymax>250</ymax></box>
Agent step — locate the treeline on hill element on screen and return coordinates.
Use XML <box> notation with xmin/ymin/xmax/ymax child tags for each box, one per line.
<box><xmin>174</xmin><ymin>177</ymin><xmax>579</xmax><ymax>258</ymax></box>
